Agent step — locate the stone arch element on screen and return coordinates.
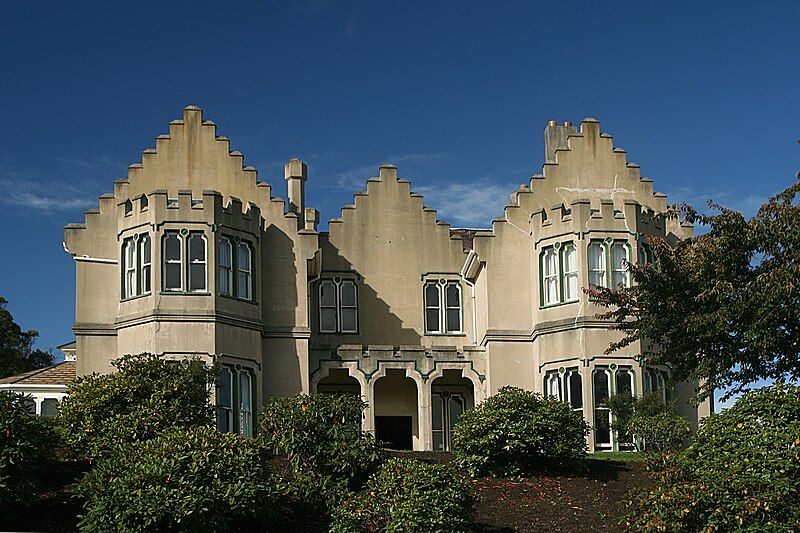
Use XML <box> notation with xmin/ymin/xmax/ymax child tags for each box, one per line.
<box><xmin>370</xmin><ymin>362</ymin><xmax>427</xmax><ymax>451</ymax></box>
<box><xmin>310</xmin><ymin>361</ymin><xmax>372</xmax><ymax>433</ymax></box>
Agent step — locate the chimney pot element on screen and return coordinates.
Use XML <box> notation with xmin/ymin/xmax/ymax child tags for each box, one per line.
<box><xmin>548</xmin><ymin>119</ymin><xmax>558</xmax><ymax>127</ymax></box>
<box><xmin>563</xmin><ymin>121</ymin><xmax>572</xmax><ymax>127</ymax></box>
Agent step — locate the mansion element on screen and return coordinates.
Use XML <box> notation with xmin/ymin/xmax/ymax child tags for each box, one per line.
<box><xmin>62</xmin><ymin>107</ymin><xmax>712</xmax><ymax>452</ymax></box>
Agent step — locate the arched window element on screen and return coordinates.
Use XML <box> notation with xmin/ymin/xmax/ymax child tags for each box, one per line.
<box><xmin>318</xmin><ymin>278</ymin><xmax>359</xmax><ymax>333</ymax></box>
<box><xmin>593</xmin><ymin>368</ymin><xmax>612</xmax><ymax>449</ymax></box>
<box><xmin>541</xmin><ymin>247</ymin><xmax>559</xmax><ymax>305</ymax></box>
<box><xmin>319</xmin><ymin>280</ymin><xmax>338</xmax><ymax>332</ymax></box>
<box><xmin>140</xmin><ymin>234</ymin><xmax>151</xmax><ymax>294</ymax></box>
<box><xmin>445</xmin><ymin>283</ymin><xmax>462</xmax><ymax>333</ymax></box>
<box><xmin>610</xmin><ymin>242</ymin><xmax>630</xmax><ymax>287</ymax></box>
<box><xmin>162</xmin><ymin>232</ymin><xmax>183</xmax><ymax>292</ymax></box>
<box><xmin>239</xmin><ymin>371</ymin><xmax>253</xmax><ymax>437</ymax></box>
<box><xmin>236</xmin><ymin>243</ymin><xmax>252</xmax><ymax>300</ymax></box>
<box><xmin>218</xmin><ymin>237</ymin><xmax>232</xmax><ymax>296</ymax></box>
<box><xmin>123</xmin><ymin>238</ymin><xmax>136</xmax><ymax>298</ymax></box>
<box><xmin>339</xmin><ymin>280</ymin><xmax>358</xmax><ymax>333</ymax></box>
<box><xmin>424</xmin><ymin>282</ymin><xmax>441</xmax><ymax>333</ymax></box>
<box><xmin>638</xmin><ymin>241</ymin><xmax>654</xmax><ymax>264</ymax></box>
<box><xmin>216</xmin><ymin>365</ymin><xmax>255</xmax><ymax>437</ymax></box>
<box><xmin>187</xmin><ymin>233</ymin><xmax>207</xmax><ymax>292</ymax></box>
<box><xmin>588</xmin><ymin>241</ymin><xmax>606</xmax><ymax>288</ymax></box>
<box><xmin>562</xmin><ymin>243</ymin><xmax>578</xmax><ymax>301</ymax></box>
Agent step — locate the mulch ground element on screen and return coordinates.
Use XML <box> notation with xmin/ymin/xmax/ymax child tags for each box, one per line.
<box><xmin>1</xmin><ymin>454</ymin><xmax>649</xmax><ymax>532</ymax></box>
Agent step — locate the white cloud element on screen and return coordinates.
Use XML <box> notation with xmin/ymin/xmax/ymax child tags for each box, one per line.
<box><xmin>0</xmin><ymin>178</ymin><xmax>96</xmax><ymax>212</ymax></box>
<box><xmin>414</xmin><ymin>181</ymin><xmax>515</xmax><ymax>228</ymax></box>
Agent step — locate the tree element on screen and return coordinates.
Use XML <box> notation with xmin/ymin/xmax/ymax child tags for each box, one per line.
<box><xmin>0</xmin><ymin>296</ymin><xmax>54</xmax><ymax>378</ymax></box>
<box><xmin>590</xmin><ymin>178</ymin><xmax>800</xmax><ymax>401</ymax></box>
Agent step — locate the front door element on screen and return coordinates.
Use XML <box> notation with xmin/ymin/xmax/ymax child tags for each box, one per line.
<box><xmin>432</xmin><ymin>392</ymin><xmax>465</xmax><ymax>451</ymax></box>
<box><xmin>375</xmin><ymin>416</ymin><xmax>413</xmax><ymax>450</ymax></box>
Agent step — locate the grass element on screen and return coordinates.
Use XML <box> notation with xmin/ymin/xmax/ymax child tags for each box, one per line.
<box><xmin>589</xmin><ymin>451</ymin><xmax>644</xmax><ymax>462</ymax></box>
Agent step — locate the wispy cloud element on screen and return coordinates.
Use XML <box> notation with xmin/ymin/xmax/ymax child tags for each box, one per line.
<box><xmin>330</xmin><ymin>153</ymin><xmax>453</xmax><ymax>190</ymax></box>
<box><xmin>665</xmin><ymin>185</ymin><xmax>768</xmax><ymax>218</ymax></box>
<box><xmin>414</xmin><ymin>181</ymin><xmax>515</xmax><ymax>228</ymax></box>
<box><xmin>0</xmin><ymin>178</ymin><xmax>97</xmax><ymax>212</ymax></box>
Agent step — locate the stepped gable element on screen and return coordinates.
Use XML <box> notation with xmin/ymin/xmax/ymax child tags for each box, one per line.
<box><xmin>325</xmin><ymin>164</ymin><xmax>467</xmax><ymax>252</ymax></box>
<box><xmin>487</xmin><ymin>118</ymin><xmax>678</xmax><ymax>238</ymax></box>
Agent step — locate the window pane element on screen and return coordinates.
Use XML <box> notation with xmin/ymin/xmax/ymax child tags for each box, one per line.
<box><xmin>237</xmin><ymin>243</ymin><xmax>250</xmax><ymax>271</ymax></box>
<box><xmin>189</xmin><ymin>234</ymin><xmax>206</xmax><ymax>262</ymax></box>
<box><xmin>141</xmin><ymin>235</ymin><xmax>151</xmax><ymax>263</ymax></box>
<box><xmin>546</xmin><ymin>373</ymin><xmax>561</xmax><ymax>400</ymax></box>
<box><xmin>593</xmin><ymin>370</ymin><xmax>609</xmax><ymax>406</ymax></box>
<box><xmin>219</xmin><ymin>266</ymin><xmax>230</xmax><ymax>295</ymax></box>
<box><xmin>564</xmin><ymin>273</ymin><xmax>578</xmax><ymax>301</ymax></box>
<box><xmin>595</xmin><ymin>410</ymin><xmax>611</xmax><ymax>446</ymax></box>
<box><xmin>218</xmin><ymin>368</ymin><xmax>233</xmax><ymax>408</ymax></box>
<box><xmin>432</xmin><ymin>394</ymin><xmax>443</xmax><ymax>431</ymax></box>
<box><xmin>543</xmin><ymin>248</ymin><xmax>557</xmax><ymax>276</ymax></box>
<box><xmin>445</xmin><ymin>284</ymin><xmax>460</xmax><ymax>307</ymax></box>
<box><xmin>445</xmin><ymin>308</ymin><xmax>460</xmax><ymax>332</ymax></box>
<box><xmin>320</xmin><ymin>281</ymin><xmax>336</xmax><ymax>307</ymax></box>
<box><xmin>190</xmin><ymin>263</ymin><xmax>206</xmax><ymax>291</ymax></box>
<box><xmin>142</xmin><ymin>265</ymin><xmax>151</xmax><ymax>294</ymax></box>
<box><xmin>611</xmin><ymin>243</ymin><xmax>627</xmax><ymax>268</ymax></box>
<box><xmin>340</xmin><ymin>308</ymin><xmax>357</xmax><ymax>332</ymax></box>
<box><xmin>165</xmin><ymin>263</ymin><xmax>181</xmax><ymax>290</ymax></box>
<box><xmin>545</xmin><ymin>277</ymin><xmax>559</xmax><ymax>305</ymax></box>
<box><xmin>239</xmin><ymin>372</ymin><xmax>253</xmax><ymax>437</ymax></box>
<box><xmin>321</xmin><ymin>308</ymin><xmax>337</xmax><ymax>332</ymax></box>
<box><xmin>217</xmin><ymin>409</ymin><xmax>231</xmax><ymax>432</ymax></box>
<box><xmin>569</xmin><ymin>371</ymin><xmax>583</xmax><ymax>409</ymax></box>
<box><xmin>219</xmin><ymin>239</ymin><xmax>231</xmax><ymax>267</ymax></box>
<box><xmin>448</xmin><ymin>396</ymin><xmax>464</xmax><ymax>433</ymax></box>
<box><xmin>425</xmin><ymin>283</ymin><xmax>440</xmax><ymax>307</ymax></box>
<box><xmin>164</xmin><ymin>233</ymin><xmax>181</xmax><ymax>261</ymax></box>
<box><xmin>23</xmin><ymin>398</ymin><xmax>35</xmax><ymax>414</ymax></box>
<box><xmin>340</xmin><ymin>281</ymin><xmax>357</xmax><ymax>307</ymax></box>
<box><xmin>237</xmin><ymin>271</ymin><xmax>250</xmax><ymax>299</ymax></box>
<box><xmin>425</xmin><ymin>308</ymin><xmax>440</xmax><ymax>333</ymax></box>
<box><xmin>41</xmin><ymin>399</ymin><xmax>58</xmax><ymax>417</ymax></box>
<box><xmin>616</xmin><ymin>370</ymin><xmax>633</xmax><ymax>397</ymax></box>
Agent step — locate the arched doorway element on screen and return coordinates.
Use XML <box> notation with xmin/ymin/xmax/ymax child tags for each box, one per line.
<box><xmin>430</xmin><ymin>369</ymin><xmax>474</xmax><ymax>451</ymax></box>
<box><xmin>373</xmin><ymin>369</ymin><xmax>418</xmax><ymax>450</ymax></box>
<box><xmin>316</xmin><ymin>368</ymin><xmax>361</xmax><ymax>395</ymax></box>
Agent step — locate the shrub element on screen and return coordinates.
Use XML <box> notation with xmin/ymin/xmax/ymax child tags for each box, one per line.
<box><xmin>76</xmin><ymin>426</ymin><xmax>285</xmax><ymax>532</ymax></box>
<box><xmin>607</xmin><ymin>393</ymin><xmax>690</xmax><ymax>455</ymax></box>
<box><xmin>626</xmin><ymin>384</ymin><xmax>800</xmax><ymax>532</ymax></box>
<box><xmin>58</xmin><ymin>353</ymin><xmax>216</xmax><ymax>459</ymax></box>
<box><xmin>452</xmin><ymin>386</ymin><xmax>589</xmax><ymax>477</ymax></box>
<box><xmin>330</xmin><ymin>457</ymin><xmax>474</xmax><ymax>533</ymax></box>
<box><xmin>260</xmin><ymin>393</ymin><xmax>382</xmax><ymax>505</ymax></box>
<box><xmin>0</xmin><ymin>391</ymin><xmax>58</xmax><ymax>509</ymax></box>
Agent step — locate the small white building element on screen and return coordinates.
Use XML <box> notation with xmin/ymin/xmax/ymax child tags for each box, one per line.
<box><xmin>0</xmin><ymin>342</ymin><xmax>76</xmax><ymax>416</ymax></box>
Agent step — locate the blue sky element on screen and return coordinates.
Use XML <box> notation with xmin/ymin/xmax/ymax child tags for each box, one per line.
<box><xmin>0</xmin><ymin>2</ymin><xmax>797</xmax><ymax>407</ymax></box>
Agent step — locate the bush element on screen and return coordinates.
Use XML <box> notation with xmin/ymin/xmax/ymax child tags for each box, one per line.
<box><xmin>452</xmin><ymin>386</ymin><xmax>589</xmax><ymax>477</ymax></box>
<box><xmin>0</xmin><ymin>391</ymin><xmax>58</xmax><ymax>509</ymax></box>
<box><xmin>76</xmin><ymin>426</ymin><xmax>285</xmax><ymax>532</ymax></box>
<box><xmin>607</xmin><ymin>393</ymin><xmax>690</xmax><ymax>455</ymax></box>
<box><xmin>626</xmin><ymin>384</ymin><xmax>800</xmax><ymax>532</ymax></box>
<box><xmin>260</xmin><ymin>393</ymin><xmax>382</xmax><ymax>506</ymax></box>
<box><xmin>58</xmin><ymin>353</ymin><xmax>216</xmax><ymax>459</ymax></box>
<box><xmin>330</xmin><ymin>457</ymin><xmax>474</xmax><ymax>533</ymax></box>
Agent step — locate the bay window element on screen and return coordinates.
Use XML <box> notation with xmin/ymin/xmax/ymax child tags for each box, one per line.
<box><xmin>162</xmin><ymin>232</ymin><xmax>183</xmax><ymax>292</ymax></box>
<box><xmin>216</xmin><ymin>364</ymin><xmax>255</xmax><ymax>437</ymax></box>
<box><xmin>588</xmin><ymin>239</ymin><xmax>630</xmax><ymax>289</ymax></box>
<box><xmin>540</xmin><ymin>241</ymin><xmax>579</xmax><ymax>307</ymax></box>
<box><xmin>121</xmin><ymin>233</ymin><xmax>152</xmax><ymax>299</ymax></box>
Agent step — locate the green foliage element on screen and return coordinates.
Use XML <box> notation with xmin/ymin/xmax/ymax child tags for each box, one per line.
<box><xmin>626</xmin><ymin>384</ymin><xmax>800</xmax><ymax>532</ymax></box>
<box><xmin>590</xmin><ymin>178</ymin><xmax>800</xmax><ymax>401</ymax></box>
<box><xmin>260</xmin><ymin>393</ymin><xmax>382</xmax><ymax>505</ymax></box>
<box><xmin>330</xmin><ymin>457</ymin><xmax>474</xmax><ymax>533</ymax></box>
<box><xmin>0</xmin><ymin>391</ymin><xmax>58</xmax><ymax>509</ymax></box>
<box><xmin>76</xmin><ymin>426</ymin><xmax>284</xmax><ymax>532</ymax></box>
<box><xmin>57</xmin><ymin>353</ymin><xmax>216</xmax><ymax>460</ymax></box>
<box><xmin>0</xmin><ymin>296</ymin><xmax>54</xmax><ymax>379</ymax></box>
<box><xmin>452</xmin><ymin>386</ymin><xmax>589</xmax><ymax>477</ymax></box>
<box><xmin>607</xmin><ymin>393</ymin><xmax>689</xmax><ymax>455</ymax></box>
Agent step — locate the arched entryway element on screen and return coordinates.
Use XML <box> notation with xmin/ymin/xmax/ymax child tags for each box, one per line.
<box><xmin>316</xmin><ymin>368</ymin><xmax>361</xmax><ymax>395</ymax></box>
<box><xmin>430</xmin><ymin>369</ymin><xmax>474</xmax><ymax>451</ymax></box>
<box><xmin>373</xmin><ymin>369</ymin><xmax>419</xmax><ymax>450</ymax></box>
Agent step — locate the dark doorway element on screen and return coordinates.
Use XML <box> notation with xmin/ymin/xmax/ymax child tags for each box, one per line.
<box><xmin>375</xmin><ymin>416</ymin><xmax>413</xmax><ymax>450</ymax></box>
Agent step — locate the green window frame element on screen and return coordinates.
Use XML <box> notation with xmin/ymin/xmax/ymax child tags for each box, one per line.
<box><xmin>216</xmin><ymin>364</ymin><xmax>256</xmax><ymax>437</ymax></box>
<box><xmin>539</xmin><ymin>241</ymin><xmax>579</xmax><ymax>307</ymax></box>
<box><xmin>587</xmin><ymin>239</ymin><xmax>631</xmax><ymax>289</ymax></box>
<box><xmin>218</xmin><ymin>236</ymin><xmax>255</xmax><ymax>301</ymax></box>
<box><xmin>121</xmin><ymin>232</ymin><xmax>151</xmax><ymax>300</ymax></box>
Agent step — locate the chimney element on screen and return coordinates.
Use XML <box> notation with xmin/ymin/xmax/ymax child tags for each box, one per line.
<box><xmin>544</xmin><ymin>119</ymin><xmax>577</xmax><ymax>163</ymax></box>
<box><xmin>284</xmin><ymin>158</ymin><xmax>307</xmax><ymax>220</ymax></box>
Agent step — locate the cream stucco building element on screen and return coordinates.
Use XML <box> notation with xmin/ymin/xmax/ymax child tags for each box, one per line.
<box><xmin>64</xmin><ymin>107</ymin><xmax>711</xmax><ymax>452</ymax></box>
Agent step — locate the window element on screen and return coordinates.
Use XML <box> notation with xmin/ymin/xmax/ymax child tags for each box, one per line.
<box><xmin>218</xmin><ymin>237</ymin><xmax>232</xmax><ymax>296</ymax></box>
<box><xmin>638</xmin><ymin>241</ymin><xmax>655</xmax><ymax>264</ymax></box>
<box><xmin>162</xmin><ymin>232</ymin><xmax>183</xmax><ymax>291</ymax></box>
<box><xmin>236</xmin><ymin>243</ymin><xmax>252</xmax><ymax>300</ymax></box>
<box><xmin>217</xmin><ymin>365</ymin><xmax>255</xmax><ymax>437</ymax></box>
<box><xmin>122</xmin><ymin>233</ymin><xmax>152</xmax><ymax>299</ymax></box>
<box><xmin>40</xmin><ymin>399</ymin><xmax>58</xmax><ymax>417</ymax></box>
<box><xmin>318</xmin><ymin>278</ymin><xmax>358</xmax><ymax>333</ymax></box>
<box><xmin>615</xmin><ymin>367</ymin><xmax>635</xmax><ymax>450</ymax></box>
<box><xmin>544</xmin><ymin>367</ymin><xmax>583</xmax><ymax>414</ymax></box>
<box><xmin>431</xmin><ymin>392</ymin><xmax>465</xmax><ymax>451</ymax></box>
<box><xmin>593</xmin><ymin>368</ymin><xmax>612</xmax><ymax>449</ymax></box>
<box><xmin>644</xmin><ymin>368</ymin><xmax>671</xmax><ymax>403</ymax></box>
<box><xmin>188</xmin><ymin>233</ymin><xmax>207</xmax><ymax>292</ymax></box>
<box><xmin>424</xmin><ymin>279</ymin><xmax>462</xmax><ymax>334</ymax></box>
<box><xmin>588</xmin><ymin>240</ymin><xmax>630</xmax><ymax>289</ymax></box>
<box><xmin>218</xmin><ymin>237</ymin><xmax>254</xmax><ymax>301</ymax></box>
<box><xmin>562</xmin><ymin>243</ymin><xmax>579</xmax><ymax>301</ymax></box>
<box><xmin>540</xmin><ymin>242</ymin><xmax>579</xmax><ymax>307</ymax></box>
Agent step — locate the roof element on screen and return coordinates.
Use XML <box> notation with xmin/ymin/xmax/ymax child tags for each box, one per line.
<box><xmin>0</xmin><ymin>361</ymin><xmax>77</xmax><ymax>386</ymax></box>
